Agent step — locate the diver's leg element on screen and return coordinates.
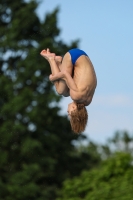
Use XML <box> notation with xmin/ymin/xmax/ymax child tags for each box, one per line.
<box><xmin>40</xmin><ymin>49</ymin><xmax>70</xmax><ymax>96</ymax></box>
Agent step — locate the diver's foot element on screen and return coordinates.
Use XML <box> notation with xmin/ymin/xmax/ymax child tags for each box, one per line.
<box><xmin>40</xmin><ymin>49</ymin><xmax>55</xmax><ymax>60</ymax></box>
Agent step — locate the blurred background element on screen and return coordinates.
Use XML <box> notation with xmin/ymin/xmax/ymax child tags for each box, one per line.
<box><xmin>37</xmin><ymin>0</ymin><xmax>133</xmax><ymax>143</ymax></box>
<box><xmin>0</xmin><ymin>0</ymin><xmax>133</xmax><ymax>199</ymax></box>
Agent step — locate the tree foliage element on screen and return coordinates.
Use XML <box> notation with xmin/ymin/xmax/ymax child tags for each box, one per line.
<box><xmin>57</xmin><ymin>152</ymin><xmax>133</xmax><ymax>200</ymax></box>
<box><xmin>0</xmin><ymin>0</ymin><xmax>101</xmax><ymax>199</ymax></box>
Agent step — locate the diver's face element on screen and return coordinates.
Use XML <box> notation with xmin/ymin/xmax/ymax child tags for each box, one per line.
<box><xmin>67</xmin><ymin>102</ymin><xmax>77</xmax><ymax>116</ymax></box>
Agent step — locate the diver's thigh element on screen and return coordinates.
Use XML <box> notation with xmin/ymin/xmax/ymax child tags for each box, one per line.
<box><xmin>60</xmin><ymin>52</ymin><xmax>73</xmax><ymax>75</ymax></box>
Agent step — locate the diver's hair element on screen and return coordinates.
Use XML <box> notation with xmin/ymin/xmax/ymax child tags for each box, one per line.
<box><xmin>70</xmin><ymin>103</ymin><xmax>88</xmax><ymax>134</ymax></box>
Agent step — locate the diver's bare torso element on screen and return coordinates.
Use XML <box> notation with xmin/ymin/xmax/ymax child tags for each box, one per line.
<box><xmin>66</xmin><ymin>54</ymin><xmax>97</xmax><ymax>106</ymax></box>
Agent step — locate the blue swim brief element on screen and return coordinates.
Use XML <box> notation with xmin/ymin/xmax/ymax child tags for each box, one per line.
<box><xmin>68</xmin><ymin>48</ymin><xmax>88</xmax><ymax>65</ymax></box>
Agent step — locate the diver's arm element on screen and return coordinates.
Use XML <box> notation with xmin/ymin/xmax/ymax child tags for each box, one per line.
<box><xmin>49</xmin><ymin>71</ymin><xmax>78</xmax><ymax>92</ymax></box>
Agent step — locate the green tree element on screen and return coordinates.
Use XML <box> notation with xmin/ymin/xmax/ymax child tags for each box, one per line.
<box><xmin>57</xmin><ymin>152</ymin><xmax>133</xmax><ymax>200</ymax></box>
<box><xmin>0</xmin><ymin>0</ymin><xmax>101</xmax><ymax>199</ymax></box>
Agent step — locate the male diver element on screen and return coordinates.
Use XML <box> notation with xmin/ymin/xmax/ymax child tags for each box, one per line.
<box><xmin>40</xmin><ymin>48</ymin><xmax>97</xmax><ymax>133</ymax></box>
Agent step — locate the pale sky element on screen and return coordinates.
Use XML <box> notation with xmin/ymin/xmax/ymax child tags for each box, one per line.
<box><xmin>37</xmin><ymin>0</ymin><xmax>133</xmax><ymax>143</ymax></box>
